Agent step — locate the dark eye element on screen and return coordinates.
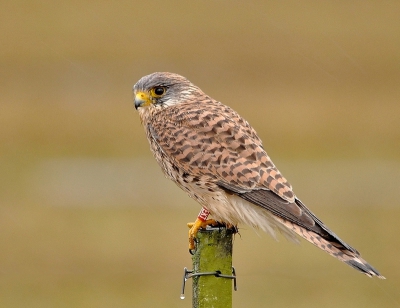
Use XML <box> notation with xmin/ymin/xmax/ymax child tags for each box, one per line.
<box><xmin>154</xmin><ymin>87</ymin><xmax>165</xmax><ymax>96</ymax></box>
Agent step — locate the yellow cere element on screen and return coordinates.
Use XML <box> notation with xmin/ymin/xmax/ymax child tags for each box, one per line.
<box><xmin>135</xmin><ymin>91</ymin><xmax>152</xmax><ymax>107</ymax></box>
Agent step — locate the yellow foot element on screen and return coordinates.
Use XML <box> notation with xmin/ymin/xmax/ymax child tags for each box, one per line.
<box><xmin>187</xmin><ymin>218</ymin><xmax>218</xmax><ymax>252</ymax></box>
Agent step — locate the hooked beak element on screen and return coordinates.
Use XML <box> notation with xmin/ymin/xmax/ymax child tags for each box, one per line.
<box><xmin>134</xmin><ymin>91</ymin><xmax>151</xmax><ymax>110</ymax></box>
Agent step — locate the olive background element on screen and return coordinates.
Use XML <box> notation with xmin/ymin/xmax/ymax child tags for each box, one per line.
<box><xmin>1</xmin><ymin>1</ymin><xmax>400</xmax><ymax>307</ymax></box>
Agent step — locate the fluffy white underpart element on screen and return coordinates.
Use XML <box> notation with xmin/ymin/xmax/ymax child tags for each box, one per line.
<box><xmin>203</xmin><ymin>190</ymin><xmax>299</xmax><ymax>244</ymax></box>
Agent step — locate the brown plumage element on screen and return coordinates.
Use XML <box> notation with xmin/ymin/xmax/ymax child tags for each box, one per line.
<box><xmin>133</xmin><ymin>72</ymin><xmax>384</xmax><ymax>278</ymax></box>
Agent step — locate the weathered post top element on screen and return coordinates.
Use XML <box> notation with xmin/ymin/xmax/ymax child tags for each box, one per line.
<box><xmin>190</xmin><ymin>226</ymin><xmax>236</xmax><ymax>308</ymax></box>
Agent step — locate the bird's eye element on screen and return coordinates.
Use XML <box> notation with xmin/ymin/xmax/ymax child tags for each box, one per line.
<box><xmin>153</xmin><ymin>87</ymin><xmax>166</xmax><ymax>96</ymax></box>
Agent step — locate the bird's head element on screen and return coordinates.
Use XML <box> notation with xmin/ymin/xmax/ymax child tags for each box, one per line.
<box><xmin>133</xmin><ymin>72</ymin><xmax>202</xmax><ymax>110</ymax></box>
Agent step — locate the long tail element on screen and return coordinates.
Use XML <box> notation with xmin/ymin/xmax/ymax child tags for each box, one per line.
<box><xmin>276</xmin><ymin>217</ymin><xmax>385</xmax><ymax>279</ymax></box>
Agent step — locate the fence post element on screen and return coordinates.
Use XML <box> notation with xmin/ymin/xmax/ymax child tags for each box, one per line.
<box><xmin>191</xmin><ymin>226</ymin><xmax>235</xmax><ymax>308</ymax></box>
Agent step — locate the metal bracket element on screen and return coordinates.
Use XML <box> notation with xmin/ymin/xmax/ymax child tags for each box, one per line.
<box><xmin>180</xmin><ymin>266</ymin><xmax>237</xmax><ymax>299</ymax></box>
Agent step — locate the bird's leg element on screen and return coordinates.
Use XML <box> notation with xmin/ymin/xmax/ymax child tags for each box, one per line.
<box><xmin>187</xmin><ymin>207</ymin><xmax>217</xmax><ymax>252</ymax></box>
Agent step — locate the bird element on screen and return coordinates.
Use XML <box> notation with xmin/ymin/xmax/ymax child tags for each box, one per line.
<box><xmin>133</xmin><ymin>72</ymin><xmax>385</xmax><ymax>279</ymax></box>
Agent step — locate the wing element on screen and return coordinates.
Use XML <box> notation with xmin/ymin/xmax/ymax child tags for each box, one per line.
<box><xmin>149</xmin><ymin>99</ymin><xmax>356</xmax><ymax>251</ymax></box>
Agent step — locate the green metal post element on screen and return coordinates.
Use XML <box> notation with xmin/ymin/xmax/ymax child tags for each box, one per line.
<box><xmin>191</xmin><ymin>227</ymin><xmax>234</xmax><ymax>308</ymax></box>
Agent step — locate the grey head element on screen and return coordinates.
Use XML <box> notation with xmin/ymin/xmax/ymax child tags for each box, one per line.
<box><xmin>133</xmin><ymin>72</ymin><xmax>202</xmax><ymax>110</ymax></box>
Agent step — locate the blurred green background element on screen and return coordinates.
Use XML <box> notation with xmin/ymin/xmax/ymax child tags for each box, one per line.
<box><xmin>1</xmin><ymin>1</ymin><xmax>399</xmax><ymax>307</ymax></box>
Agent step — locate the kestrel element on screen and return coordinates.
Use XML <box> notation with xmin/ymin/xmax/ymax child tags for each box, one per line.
<box><xmin>133</xmin><ymin>72</ymin><xmax>384</xmax><ymax>278</ymax></box>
